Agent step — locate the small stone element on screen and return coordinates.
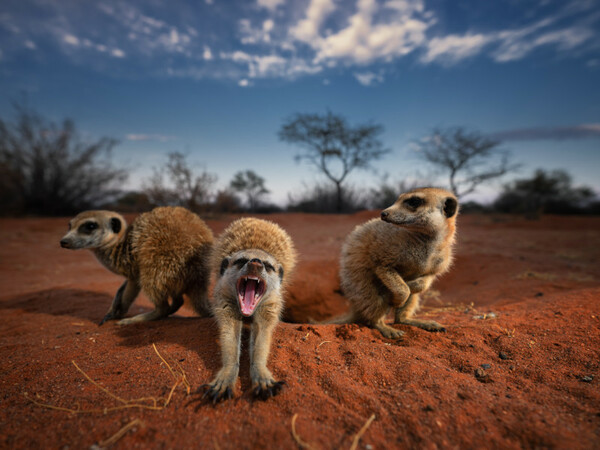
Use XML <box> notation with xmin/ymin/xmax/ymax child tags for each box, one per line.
<box><xmin>499</xmin><ymin>351</ymin><xmax>509</xmax><ymax>360</ymax></box>
<box><xmin>581</xmin><ymin>376</ymin><xmax>594</xmax><ymax>383</ymax></box>
<box><xmin>475</xmin><ymin>368</ymin><xmax>492</xmax><ymax>383</ymax></box>
<box><xmin>481</xmin><ymin>364</ymin><xmax>492</xmax><ymax>369</ymax></box>
<box><xmin>535</xmin><ymin>292</ymin><xmax>544</xmax><ymax>297</ymax></box>
<box><xmin>424</xmin><ymin>405</ymin><xmax>434</xmax><ymax>412</ymax></box>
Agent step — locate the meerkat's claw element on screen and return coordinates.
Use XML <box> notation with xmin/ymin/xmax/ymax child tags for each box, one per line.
<box><xmin>99</xmin><ymin>312</ymin><xmax>119</xmax><ymax>325</ymax></box>
<box><xmin>253</xmin><ymin>380</ymin><xmax>285</xmax><ymax>401</ymax></box>
<box><xmin>200</xmin><ymin>384</ymin><xmax>233</xmax><ymax>404</ymax></box>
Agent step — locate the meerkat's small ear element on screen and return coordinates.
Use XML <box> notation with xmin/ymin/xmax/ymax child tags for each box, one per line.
<box><xmin>278</xmin><ymin>267</ymin><xmax>284</xmax><ymax>281</ymax></box>
<box><xmin>220</xmin><ymin>258</ymin><xmax>229</xmax><ymax>276</ymax></box>
<box><xmin>443</xmin><ymin>197</ymin><xmax>458</xmax><ymax>218</ymax></box>
<box><xmin>110</xmin><ymin>217</ymin><xmax>122</xmax><ymax>233</ymax></box>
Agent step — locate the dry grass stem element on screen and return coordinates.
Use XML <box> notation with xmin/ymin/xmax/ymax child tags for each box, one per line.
<box><xmin>349</xmin><ymin>414</ymin><xmax>376</xmax><ymax>450</ymax></box>
<box><xmin>316</xmin><ymin>341</ymin><xmax>331</xmax><ymax>349</ymax></box>
<box><xmin>25</xmin><ymin>344</ymin><xmax>190</xmax><ymax>414</ymax></box>
<box><xmin>493</xmin><ymin>324</ymin><xmax>516</xmax><ymax>338</ymax></box>
<box><xmin>98</xmin><ymin>419</ymin><xmax>145</xmax><ymax>448</ymax></box>
<box><xmin>291</xmin><ymin>413</ymin><xmax>316</xmax><ymax>450</ymax></box>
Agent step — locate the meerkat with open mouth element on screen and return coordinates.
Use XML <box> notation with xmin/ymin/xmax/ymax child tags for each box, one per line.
<box><xmin>203</xmin><ymin>217</ymin><xmax>296</xmax><ymax>402</ymax></box>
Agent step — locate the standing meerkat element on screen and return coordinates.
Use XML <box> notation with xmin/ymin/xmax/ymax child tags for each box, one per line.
<box><xmin>337</xmin><ymin>187</ymin><xmax>458</xmax><ymax>339</ymax></box>
<box><xmin>60</xmin><ymin>206</ymin><xmax>214</xmax><ymax>325</ymax></box>
<box><xmin>203</xmin><ymin>217</ymin><xmax>296</xmax><ymax>402</ymax></box>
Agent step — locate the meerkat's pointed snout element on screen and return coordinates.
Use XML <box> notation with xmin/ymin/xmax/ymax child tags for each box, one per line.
<box><xmin>60</xmin><ymin>239</ymin><xmax>70</xmax><ymax>249</ymax></box>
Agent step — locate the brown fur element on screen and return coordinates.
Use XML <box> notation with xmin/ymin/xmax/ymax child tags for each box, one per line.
<box><xmin>337</xmin><ymin>187</ymin><xmax>458</xmax><ymax>338</ymax></box>
<box><xmin>203</xmin><ymin>218</ymin><xmax>296</xmax><ymax>402</ymax></box>
<box><xmin>60</xmin><ymin>207</ymin><xmax>214</xmax><ymax>325</ymax></box>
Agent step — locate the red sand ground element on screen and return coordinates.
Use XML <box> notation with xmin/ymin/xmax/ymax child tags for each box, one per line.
<box><xmin>1</xmin><ymin>213</ymin><xmax>599</xmax><ymax>449</ymax></box>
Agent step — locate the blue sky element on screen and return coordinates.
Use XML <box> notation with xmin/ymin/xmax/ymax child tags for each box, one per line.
<box><xmin>1</xmin><ymin>0</ymin><xmax>599</xmax><ymax>205</ymax></box>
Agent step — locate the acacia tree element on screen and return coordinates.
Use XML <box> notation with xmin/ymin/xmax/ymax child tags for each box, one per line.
<box><xmin>230</xmin><ymin>170</ymin><xmax>269</xmax><ymax>211</ymax></box>
<box><xmin>279</xmin><ymin>111</ymin><xmax>390</xmax><ymax>212</ymax></box>
<box><xmin>415</xmin><ymin>127</ymin><xmax>518</xmax><ymax>198</ymax></box>
<box><xmin>144</xmin><ymin>151</ymin><xmax>217</xmax><ymax>212</ymax></box>
<box><xmin>0</xmin><ymin>102</ymin><xmax>126</xmax><ymax>216</ymax></box>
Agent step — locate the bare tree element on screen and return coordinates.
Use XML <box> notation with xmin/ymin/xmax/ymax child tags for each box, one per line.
<box><xmin>279</xmin><ymin>111</ymin><xmax>390</xmax><ymax>212</ymax></box>
<box><xmin>230</xmin><ymin>170</ymin><xmax>269</xmax><ymax>211</ymax></box>
<box><xmin>415</xmin><ymin>127</ymin><xmax>518</xmax><ymax>198</ymax></box>
<box><xmin>0</xmin><ymin>101</ymin><xmax>126</xmax><ymax>216</ymax></box>
<box><xmin>144</xmin><ymin>151</ymin><xmax>217</xmax><ymax>212</ymax></box>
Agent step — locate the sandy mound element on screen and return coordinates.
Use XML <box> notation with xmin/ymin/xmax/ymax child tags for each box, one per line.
<box><xmin>1</xmin><ymin>213</ymin><xmax>598</xmax><ymax>448</ymax></box>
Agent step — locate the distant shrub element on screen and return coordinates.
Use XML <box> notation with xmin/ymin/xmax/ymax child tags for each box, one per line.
<box><xmin>287</xmin><ymin>182</ymin><xmax>368</xmax><ymax>213</ymax></box>
<box><xmin>494</xmin><ymin>169</ymin><xmax>596</xmax><ymax>218</ymax></box>
<box><xmin>0</xmin><ymin>102</ymin><xmax>126</xmax><ymax>216</ymax></box>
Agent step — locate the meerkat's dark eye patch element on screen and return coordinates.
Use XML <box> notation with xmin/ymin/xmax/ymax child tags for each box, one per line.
<box><xmin>233</xmin><ymin>258</ymin><xmax>249</xmax><ymax>269</ymax></box>
<box><xmin>264</xmin><ymin>262</ymin><xmax>275</xmax><ymax>272</ymax></box>
<box><xmin>278</xmin><ymin>267</ymin><xmax>284</xmax><ymax>281</ymax></box>
<box><xmin>78</xmin><ymin>221</ymin><xmax>98</xmax><ymax>234</ymax></box>
<box><xmin>404</xmin><ymin>196</ymin><xmax>424</xmax><ymax>209</ymax></box>
<box><xmin>220</xmin><ymin>258</ymin><xmax>230</xmax><ymax>275</ymax></box>
<box><xmin>110</xmin><ymin>217</ymin><xmax>121</xmax><ymax>233</ymax></box>
<box><xmin>443</xmin><ymin>197</ymin><xmax>458</xmax><ymax>218</ymax></box>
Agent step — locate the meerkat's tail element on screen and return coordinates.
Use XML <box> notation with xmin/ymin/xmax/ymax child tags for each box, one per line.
<box><xmin>311</xmin><ymin>312</ymin><xmax>355</xmax><ymax>325</ymax></box>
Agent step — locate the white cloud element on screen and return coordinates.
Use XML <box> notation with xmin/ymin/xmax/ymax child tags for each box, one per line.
<box><xmin>314</xmin><ymin>0</ymin><xmax>430</xmax><ymax>65</ymax></box>
<box><xmin>354</xmin><ymin>71</ymin><xmax>383</xmax><ymax>85</ymax></box>
<box><xmin>24</xmin><ymin>40</ymin><xmax>36</xmax><ymax>50</ymax></box>
<box><xmin>290</xmin><ymin>0</ymin><xmax>336</xmax><ymax>44</ymax></box>
<box><xmin>221</xmin><ymin>50</ymin><xmax>322</xmax><ymax>79</ymax></box>
<box><xmin>257</xmin><ymin>0</ymin><xmax>284</xmax><ymax>11</ymax></box>
<box><xmin>126</xmin><ymin>134</ymin><xmax>176</xmax><ymax>142</ymax></box>
<box><xmin>421</xmin><ymin>33</ymin><xmax>491</xmax><ymax>64</ymax></box>
<box><xmin>238</xmin><ymin>78</ymin><xmax>249</xmax><ymax>86</ymax></box>
<box><xmin>239</xmin><ymin>18</ymin><xmax>275</xmax><ymax>44</ymax></box>
<box><xmin>63</xmin><ymin>34</ymin><xmax>80</xmax><ymax>46</ymax></box>
<box><xmin>111</xmin><ymin>48</ymin><xmax>126</xmax><ymax>58</ymax></box>
<box><xmin>203</xmin><ymin>45</ymin><xmax>213</xmax><ymax>60</ymax></box>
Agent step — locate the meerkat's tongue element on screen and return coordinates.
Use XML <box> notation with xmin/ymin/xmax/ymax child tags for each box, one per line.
<box><xmin>239</xmin><ymin>277</ymin><xmax>264</xmax><ymax>316</ymax></box>
<box><xmin>242</xmin><ymin>279</ymin><xmax>257</xmax><ymax>314</ymax></box>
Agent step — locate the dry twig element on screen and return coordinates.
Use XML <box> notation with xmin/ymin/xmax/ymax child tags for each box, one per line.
<box><xmin>98</xmin><ymin>419</ymin><xmax>145</xmax><ymax>448</ymax></box>
<box><xmin>349</xmin><ymin>414</ymin><xmax>376</xmax><ymax>450</ymax></box>
<box><xmin>291</xmin><ymin>414</ymin><xmax>316</xmax><ymax>450</ymax></box>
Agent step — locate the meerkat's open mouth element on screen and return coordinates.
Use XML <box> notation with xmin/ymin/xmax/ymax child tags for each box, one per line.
<box><xmin>237</xmin><ymin>276</ymin><xmax>266</xmax><ymax>316</ymax></box>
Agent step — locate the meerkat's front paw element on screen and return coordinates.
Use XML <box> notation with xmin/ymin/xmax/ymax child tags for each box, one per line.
<box><xmin>375</xmin><ymin>323</ymin><xmax>405</xmax><ymax>339</ymax></box>
<box><xmin>252</xmin><ymin>376</ymin><xmax>285</xmax><ymax>401</ymax></box>
<box><xmin>201</xmin><ymin>374</ymin><xmax>236</xmax><ymax>404</ymax></box>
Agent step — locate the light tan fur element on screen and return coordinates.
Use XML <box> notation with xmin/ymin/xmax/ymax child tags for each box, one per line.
<box><xmin>337</xmin><ymin>187</ymin><xmax>458</xmax><ymax>339</ymax></box>
<box><xmin>60</xmin><ymin>207</ymin><xmax>214</xmax><ymax>325</ymax></box>
<box><xmin>204</xmin><ymin>218</ymin><xmax>296</xmax><ymax>402</ymax></box>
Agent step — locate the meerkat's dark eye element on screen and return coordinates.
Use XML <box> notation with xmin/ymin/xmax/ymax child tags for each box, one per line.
<box><xmin>404</xmin><ymin>197</ymin><xmax>424</xmax><ymax>209</ymax></box>
<box><xmin>233</xmin><ymin>258</ymin><xmax>249</xmax><ymax>269</ymax></box>
<box><xmin>264</xmin><ymin>262</ymin><xmax>275</xmax><ymax>272</ymax></box>
<box><xmin>78</xmin><ymin>221</ymin><xmax>98</xmax><ymax>234</ymax></box>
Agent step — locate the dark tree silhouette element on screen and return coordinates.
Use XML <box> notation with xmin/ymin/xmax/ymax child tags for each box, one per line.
<box><xmin>144</xmin><ymin>151</ymin><xmax>217</xmax><ymax>212</ymax></box>
<box><xmin>416</xmin><ymin>127</ymin><xmax>518</xmax><ymax>198</ymax></box>
<box><xmin>279</xmin><ymin>111</ymin><xmax>390</xmax><ymax>212</ymax></box>
<box><xmin>494</xmin><ymin>169</ymin><xmax>595</xmax><ymax>218</ymax></box>
<box><xmin>0</xmin><ymin>102</ymin><xmax>126</xmax><ymax>216</ymax></box>
<box><xmin>230</xmin><ymin>170</ymin><xmax>269</xmax><ymax>211</ymax></box>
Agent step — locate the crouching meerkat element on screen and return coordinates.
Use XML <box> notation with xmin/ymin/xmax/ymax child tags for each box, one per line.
<box><xmin>203</xmin><ymin>218</ymin><xmax>296</xmax><ymax>402</ymax></box>
<box><xmin>338</xmin><ymin>187</ymin><xmax>458</xmax><ymax>339</ymax></box>
<box><xmin>60</xmin><ymin>206</ymin><xmax>214</xmax><ymax>325</ymax></box>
